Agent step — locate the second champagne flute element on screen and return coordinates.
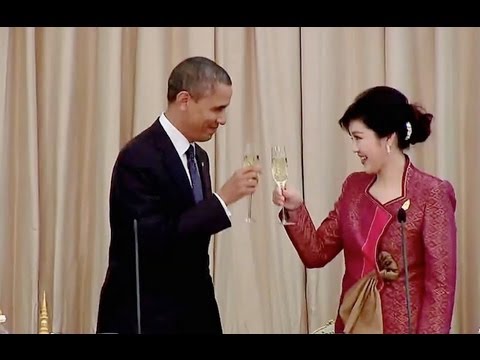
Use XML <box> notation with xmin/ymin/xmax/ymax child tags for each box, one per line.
<box><xmin>271</xmin><ymin>145</ymin><xmax>295</xmax><ymax>225</ymax></box>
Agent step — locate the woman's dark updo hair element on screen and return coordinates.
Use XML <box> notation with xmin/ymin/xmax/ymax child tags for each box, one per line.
<box><xmin>338</xmin><ymin>86</ymin><xmax>433</xmax><ymax>150</ymax></box>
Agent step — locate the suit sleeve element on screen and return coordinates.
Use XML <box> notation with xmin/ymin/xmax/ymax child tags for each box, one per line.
<box><xmin>417</xmin><ymin>180</ymin><xmax>457</xmax><ymax>333</ymax></box>
<box><xmin>113</xmin><ymin>158</ymin><xmax>231</xmax><ymax>258</ymax></box>
<box><xmin>282</xmin><ymin>176</ymin><xmax>350</xmax><ymax>268</ymax></box>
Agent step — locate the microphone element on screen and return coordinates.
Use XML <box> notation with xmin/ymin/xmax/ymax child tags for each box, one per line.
<box><xmin>133</xmin><ymin>219</ymin><xmax>142</xmax><ymax>334</ymax></box>
<box><xmin>397</xmin><ymin>207</ymin><xmax>412</xmax><ymax>334</ymax></box>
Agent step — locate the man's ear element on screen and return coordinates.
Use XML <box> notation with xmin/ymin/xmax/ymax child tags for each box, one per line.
<box><xmin>176</xmin><ymin>91</ymin><xmax>190</xmax><ymax>111</ymax></box>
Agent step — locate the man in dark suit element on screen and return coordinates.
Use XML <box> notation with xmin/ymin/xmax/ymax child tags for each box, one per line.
<box><xmin>96</xmin><ymin>56</ymin><xmax>261</xmax><ymax>334</ymax></box>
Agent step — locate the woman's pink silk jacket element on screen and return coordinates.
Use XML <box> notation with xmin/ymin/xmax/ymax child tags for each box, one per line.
<box><xmin>284</xmin><ymin>158</ymin><xmax>457</xmax><ymax>334</ymax></box>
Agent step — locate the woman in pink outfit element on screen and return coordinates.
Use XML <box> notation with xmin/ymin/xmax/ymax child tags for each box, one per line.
<box><xmin>273</xmin><ymin>86</ymin><xmax>457</xmax><ymax>334</ymax></box>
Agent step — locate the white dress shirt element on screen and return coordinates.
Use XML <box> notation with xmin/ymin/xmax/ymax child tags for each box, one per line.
<box><xmin>159</xmin><ymin>112</ymin><xmax>231</xmax><ymax>217</ymax></box>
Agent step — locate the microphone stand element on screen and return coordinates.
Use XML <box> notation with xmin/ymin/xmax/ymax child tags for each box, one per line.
<box><xmin>397</xmin><ymin>208</ymin><xmax>412</xmax><ymax>334</ymax></box>
<box><xmin>134</xmin><ymin>219</ymin><xmax>142</xmax><ymax>334</ymax></box>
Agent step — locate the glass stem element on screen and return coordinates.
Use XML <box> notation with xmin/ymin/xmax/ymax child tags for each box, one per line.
<box><xmin>248</xmin><ymin>194</ymin><xmax>253</xmax><ymax>219</ymax></box>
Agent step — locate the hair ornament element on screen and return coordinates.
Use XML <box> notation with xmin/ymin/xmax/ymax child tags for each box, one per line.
<box><xmin>405</xmin><ymin>121</ymin><xmax>412</xmax><ymax>141</ymax></box>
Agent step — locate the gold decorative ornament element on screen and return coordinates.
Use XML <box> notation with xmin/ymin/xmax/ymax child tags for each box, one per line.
<box><xmin>0</xmin><ymin>308</ymin><xmax>6</xmax><ymax>324</ymax></box>
<box><xmin>39</xmin><ymin>291</ymin><xmax>49</xmax><ymax>334</ymax></box>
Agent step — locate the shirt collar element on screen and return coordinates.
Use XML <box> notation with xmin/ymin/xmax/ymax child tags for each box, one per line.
<box><xmin>159</xmin><ymin>112</ymin><xmax>193</xmax><ymax>157</ymax></box>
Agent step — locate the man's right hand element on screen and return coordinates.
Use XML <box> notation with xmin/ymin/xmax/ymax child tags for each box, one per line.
<box><xmin>217</xmin><ymin>165</ymin><xmax>262</xmax><ymax>206</ymax></box>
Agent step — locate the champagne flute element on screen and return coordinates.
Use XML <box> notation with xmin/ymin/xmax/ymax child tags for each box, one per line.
<box><xmin>271</xmin><ymin>145</ymin><xmax>295</xmax><ymax>225</ymax></box>
<box><xmin>243</xmin><ymin>143</ymin><xmax>260</xmax><ymax>223</ymax></box>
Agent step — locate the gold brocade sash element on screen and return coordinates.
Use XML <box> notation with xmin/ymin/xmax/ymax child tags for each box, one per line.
<box><xmin>339</xmin><ymin>251</ymin><xmax>399</xmax><ymax>334</ymax></box>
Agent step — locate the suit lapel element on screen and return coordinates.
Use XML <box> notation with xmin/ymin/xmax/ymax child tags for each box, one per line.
<box><xmin>150</xmin><ymin>119</ymin><xmax>195</xmax><ymax>205</ymax></box>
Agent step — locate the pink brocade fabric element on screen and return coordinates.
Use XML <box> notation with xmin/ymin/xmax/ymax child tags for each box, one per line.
<box><xmin>284</xmin><ymin>160</ymin><xmax>457</xmax><ymax>334</ymax></box>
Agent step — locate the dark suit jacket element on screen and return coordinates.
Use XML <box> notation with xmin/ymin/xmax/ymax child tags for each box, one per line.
<box><xmin>96</xmin><ymin>118</ymin><xmax>231</xmax><ymax>334</ymax></box>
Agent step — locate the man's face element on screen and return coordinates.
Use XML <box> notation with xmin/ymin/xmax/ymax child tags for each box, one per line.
<box><xmin>183</xmin><ymin>83</ymin><xmax>232</xmax><ymax>142</ymax></box>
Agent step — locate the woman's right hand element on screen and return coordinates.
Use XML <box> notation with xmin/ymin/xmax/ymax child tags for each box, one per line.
<box><xmin>272</xmin><ymin>184</ymin><xmax>303</xmax><ymax>211</ymax></box>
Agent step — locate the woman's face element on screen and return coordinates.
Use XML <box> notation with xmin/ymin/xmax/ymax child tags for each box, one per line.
<box><xmin>348</xmin><ymin>119</ymin><xmax>391</xmax><ymax>174</ymax></box>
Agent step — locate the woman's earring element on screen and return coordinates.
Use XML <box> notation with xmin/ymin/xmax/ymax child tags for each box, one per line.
<box><xmin>386</xmin><ymin>144</ymin><xmax>391</xmax><ymax>154</ymax></box>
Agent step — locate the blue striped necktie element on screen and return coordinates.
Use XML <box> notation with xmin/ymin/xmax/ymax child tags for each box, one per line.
<box><xmin>186</xmin><ymin>144</ymin><xmax>204</xmax><ymax>203</ymax></box>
